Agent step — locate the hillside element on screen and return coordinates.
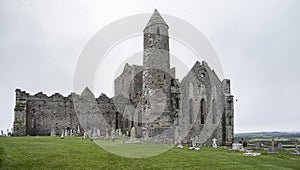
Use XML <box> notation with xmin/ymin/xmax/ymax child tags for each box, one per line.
<box><xmin>1</xmin><ymin>136</ymin><xmax>300</xmax><ymax>169</ymax></box>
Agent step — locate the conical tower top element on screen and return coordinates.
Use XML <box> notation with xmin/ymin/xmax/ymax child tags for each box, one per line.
<box><xmin>145</xmin><ymin>9</ymin><xmax>168</xmax><ymax>28</ymax></box>
<box><xmin>143</xmin><ymin>9</ymin><xmax>170</xmax><ymax>71</ymax></box>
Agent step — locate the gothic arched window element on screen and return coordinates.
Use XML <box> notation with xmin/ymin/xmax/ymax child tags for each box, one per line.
<box><xmin>212</xmin><ymin>99</ymin><xmax>216</xmax><ymax>124</ymax></box>
<box><xmin>115</xmin><ymin>112</ymin><xmax>119</xmax><ymax>129</ymax></box>
<box><xmin>131</xmin><ymin>114</ymin><xmax>134</xmax><ymax>128</ymax></box>
<box><xmin>200</xmin><ymin>98</ymin><xmax>206</xmax><ymax>124</ymax></box>
<box><xmin>189</xmin><ymin>99</ymin><xmax>193</xmax><ymax>124</ymax></box>
<box><xmin>138</xmin><ymin>112</ymin><xmax>142</xmax><ymax>126</ymax></box>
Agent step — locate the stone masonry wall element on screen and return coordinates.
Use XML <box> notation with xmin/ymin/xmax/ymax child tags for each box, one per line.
<box><xmin>13</xmin><ymin>88</ymin><xmax>117</xmax><ymax>136</ymax></box>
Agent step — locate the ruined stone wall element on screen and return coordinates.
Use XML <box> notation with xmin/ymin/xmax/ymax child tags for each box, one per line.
<box><xmin>26</xmin><ymin>93</ymin><xmax>72</xmax><ymax>136</ymax></box>
<box><xmin>96</xmin><ymin>93</ymin><xmax>118</xmax><ymax>134</ymax></box>
<box><xmin>222</xmin><ymin>79</ymin><xmax>234</xmax><ymax>145</ymax></box>
<box><xmin>13</xmin><ymin>88</ymin><xmax>118</xmax><ymax>137</ymax></box>
<box><xmin>114</xmin><ymin>64</ymin><xmax>133</xmax><ymax>98</ymax></box>
<box><xmin>13</xmin><ymin>89</ymin><xmax>28</xmax><ymax>136</ymax></box>
<box><xmin>13</xmin><ymin>90</ymin><xmax>80</xmax><ymax>136</ymax></box>
<box><xmin>180</xmin><ymin>61</ymin><xmax>227</xmax><ymax>146</ymax></box>
<box><xmin>113</xmin><ymin>64</ymin><xmax>145</xmax><ymax>135</ymax></box>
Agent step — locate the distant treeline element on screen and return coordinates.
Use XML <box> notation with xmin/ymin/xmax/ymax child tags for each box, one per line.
<box><xmin>234</xmin><ymin>132</ymin><xmax>300</xmax><ymax>143</ymax></box>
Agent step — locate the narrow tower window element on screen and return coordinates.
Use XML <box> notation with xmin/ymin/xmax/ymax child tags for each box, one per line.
<box><xmin>212</xmin><ymin>99</ymin><xmax>216</xmax><ymax>124</ymax></box>
<box><xmin>115</xmin><ymin>112</ymin><xmax>119</xmax><ymax>129</ymax></box>
<box><xmin>156</xmin><ymin>27</ymin><xmax>160</xmax><ymax>35</ymax></box>
<box><xmin>138</xmin><ymin>112</ymin><xmax>142</xmax><ymax>126</ymax></box>
<box><xmin>131</xmin><ymin>114</ymin><xmax>134</xmax><ymax>128</ymax></box>
<box><xmin>189</xmin><ymin>99</ymin><xmax>193</xmax><ymax>124</ymax></box>
<box><xmin>200</xmin><ymin>98</ymin><xmax>206</xmax><ymax>124</ymax></box>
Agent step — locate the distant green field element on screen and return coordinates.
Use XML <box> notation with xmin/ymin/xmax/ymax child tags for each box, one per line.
<box><xmin>1</xmin><ymin>136</ymin><xmax>300</xmax><ymax>170</ymax></box>
<box><xmin>249</xmin><ymin>138</ymin><xmax>290</xmax><ymax>142</ymax></box>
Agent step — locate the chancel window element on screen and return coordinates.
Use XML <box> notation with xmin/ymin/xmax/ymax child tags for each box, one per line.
<box><xmin>200</xmin><ymin>99</ymin><xmax>206</xmax><ymax>124</ymax></box>
<box><xmin>212</xmin><ymin>99</ymin><xmax>216</xmax><ymax>124</ymax></box>
<box><xmin>189</xmin><ymin>99</ymin><xmax>193</xmax><ymax>124</ymax></box>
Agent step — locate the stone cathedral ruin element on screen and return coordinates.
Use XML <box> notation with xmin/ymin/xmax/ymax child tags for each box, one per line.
<box><xmin>13</xmin><ymin>10</ymin><xmax>234</xmax><ymax>146</ymax></box>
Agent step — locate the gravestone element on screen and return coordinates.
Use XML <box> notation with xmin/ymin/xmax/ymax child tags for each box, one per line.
<box><xmin>189</xmin><ymin>136</ymin><xmax>195</xmax><ymax>150</ymax></box>
<box><xmin>123</xmin><ymin>127</ymin><xmax>141</xmax><ymax>144</ymax></box>
<box><xmin>92</xmin><ymin>127</ymin><xmax>97</xmax><ymax>138</ymax></box>
<box><xmin>130</xmin><ymin>127</ymin><xmax>136</xmax><ymax>139</ymax></box>
<box><xmin>194</xmin><ymin>146</ymin><xmax>201</xmax><ymax>150</ymax></box>
<box><xmin>83</xmin><ymin>131</ymin><xmax>88</xmax><ymax>139</ymax></box>
<box><xmin>104</xmin><ymin>129</ymin><xmax>109</xmax><ymax>140</ymax></box>
<box><xmin>115</xmin><ymin>129</ymin><xmax>119</xmax><ymax>136</ymax></box>
<box><xmin>111</xmin><ymin>129</ymin><xmax>115</xmax><ymax>141</ymax></box>
<box><xmin>177</xmin><ymin>141</ymin><xmax>183</xmax><ymax>149</ymax></box>
<box><xmin>143</xmin><ymin>129</ymin><xmax>149</xmax><ymax>139</ymax></box>
<box><xmin>64</xmin><ymin>128</ymin><xmax>68</xmax><ymax>137</ymax></box>
<box><xmin>50</xmin><ymin>125</ymin><xmax>56</xmax><ymax>136</ymax></box>
<box><xmin>97</xmin><ymin>128</ymin><xmax>101</xmax><ymax>137</ymax></box>
<box><xmin>254</xmin><ymin>142</ymin><xmax>261</xmax><ymax>150</ymax></box>
<box><xmin>242</xmin><ymin>152</ymin><xmax>261</xmax><ymax>156</ymax></box>
<box><xmin>194</xmin><ymin>136</ymin><xmax>201</xmax><ymax>150</ymax></box>
<box><xmin>277</xmin><ymin>143</ymin><xmax>283</xmax><ymax>150</ymax></box>
<box><xmin>60</xmin><ymin>129</ymin><xmax>64</xmax><ymax>139</ymax></box>
<box><xmin>231</xmin><ymin>143</ymin><xmax>243</xmax><ymax>151</ymax></box>
<box><xmin>77</xmin><ymin>125</ymin><xmax>80</xmax><ymax>135</ymax></box>
<box><xmin>291</xmin><ymin>141</ymin><xmax>300</xmax><ymax>155</ymax></box>
<box><xmin>7</xmin><ymin>129</ymin><xmax>10</xmax><ymax>136</ymax></box>
<box><xmin>212</xmin><ymin>138</ymin><xmax>218</xmax><ymax>148</ymax></box>
<box><xmin>267</xmin><ymin>138</ymin><xmax>278</xmax><ymax>154</ymax></box>
<box><xmin>118</xmin><ymin>129</ymin><xmax>122</xmax><ymax>136</ymax></box>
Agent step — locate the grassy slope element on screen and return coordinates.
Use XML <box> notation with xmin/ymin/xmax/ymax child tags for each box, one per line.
<box><xmin>0</xmin><ymin>137</ymin><xmax>299</xmax><ymax>170</ymax></box>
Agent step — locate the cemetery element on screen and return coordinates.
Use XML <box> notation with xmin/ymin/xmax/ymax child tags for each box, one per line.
<box><xmin>1</xmin><ymin>134</ymin><xmax>300</xmax><ymax>169</ymax></box>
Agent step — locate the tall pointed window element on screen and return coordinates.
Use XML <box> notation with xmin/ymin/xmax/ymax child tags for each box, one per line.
<box><xmin>200</xmin><ymin>99</ymin><xmax>206</xmax><ymax>124</ymax></box>
<box><xmin>138</xmin><ymin>112</ymin><xmax>142</xmax><ymax>126</ymax></box>
<box><xmin>125</xmin><ymin>118</ymin><xmax>129</xmax><ymax>128</ymax></box>
<box><xmin>189</xmin><ymin>99</ymin><xmax>193</xmax><ymax>124</ymax></box>
<box><xmin>131</xmin><ymin>114</ymin><xmax>134</xmax><ymax>128</ymax></box>
<box><xmin>212</xmin><ymin>99</ymin><xmax>216</xmax><ymax>124</ymax></box>
<box><xmin>115</xmin><ymin>112</ymin><xmax>119</xmax><ymax>129</ymax></box>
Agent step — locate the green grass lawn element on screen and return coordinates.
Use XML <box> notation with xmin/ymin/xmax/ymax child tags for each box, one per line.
<box><xmin>1</xmin><ymin>136</ymin><xmax>300</xmax><ymax>170</ymax></box>
<box><xmin>94</xmin><ymin>139</ymin><xmax>173</xmax><ymax>158</ymax></box>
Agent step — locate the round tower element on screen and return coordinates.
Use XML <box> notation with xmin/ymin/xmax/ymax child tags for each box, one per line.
<box><xmin>143</xmin><ymin>9</ymin><xmax>170</xmax><ymax>72</ymax></box>
<box><xmin>142</xmin><ymin>10</ymin><xmax>177</xmax><ymax>136</ymax></box>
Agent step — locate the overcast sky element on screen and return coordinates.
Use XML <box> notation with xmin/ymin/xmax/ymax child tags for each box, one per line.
<box><xmin>1</xmin><ymin>0</ymin><xmax>300</xmax><ymax>133</ymax></box>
